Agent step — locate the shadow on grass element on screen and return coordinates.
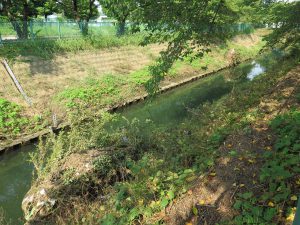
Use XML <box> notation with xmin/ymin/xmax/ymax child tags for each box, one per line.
<box><xmin>0</xmin><ymin>34</ymin><xmax>143</xmax><ymax>76</ymax></box>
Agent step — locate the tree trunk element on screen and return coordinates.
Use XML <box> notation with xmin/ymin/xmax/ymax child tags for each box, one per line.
<box><xmin>72</xmin><ymin>0</ymin><xmax>79</xmax><ymax>21</ymax></box>
<box><xmin>116</xmin><ymin>20</ymin><xmax>126</xmax><ymax>36</ymax></box>
<box><xmin>79</xmin><ymin>20</ymin><xmax>89</xmax><ymax>36</ymax></box>
<box><xmin>18</xmin><ymin>1</ymin><xmax>30</xmax><ymax>39</ymax></box>
<box><xmin>11</xmin><ymin>21</ymin><xmax>28</xmax><ymax>39</ymax></box>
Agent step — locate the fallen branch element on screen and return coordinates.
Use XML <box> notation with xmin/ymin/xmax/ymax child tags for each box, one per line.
<box><xmin>1</xmin><ymin>59</ymin><xmax>32</xmax><ymax>106</ymax></box>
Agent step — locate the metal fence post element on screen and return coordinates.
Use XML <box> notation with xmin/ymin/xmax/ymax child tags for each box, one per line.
<box><xmin>58</xmin><ymin>21</ymin><xmax>61</xmax><ymax>39</ymax></box>
<box><xmin>79</xmin><ymin>21</ymin><xmax>82</xmax><ymax>34</ymax></box>
<box><xmin>30</xmin><ymin>20</ymin><xmax>34</xmax><ymax>39</ymax></box>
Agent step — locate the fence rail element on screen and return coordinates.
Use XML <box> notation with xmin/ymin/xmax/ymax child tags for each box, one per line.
<box><xmin>0</xmin><ymin>21</ymin><xmax>117</xmax><ymax>42</ymax></box>
<box><xmin>0</xmin><ymin>21</ymin><xmax>259</xmax><ymax>44</ymax></box>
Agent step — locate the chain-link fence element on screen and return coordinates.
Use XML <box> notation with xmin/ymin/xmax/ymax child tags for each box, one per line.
<box><xmin>0</xmin><ymin>21</ymin><xmax>259</xmax><ymax>44</ymax></box>
<box><xmin>0</xmin><ymin>20</ymin><xmax>117</xmax><ymax>42</ymax></box>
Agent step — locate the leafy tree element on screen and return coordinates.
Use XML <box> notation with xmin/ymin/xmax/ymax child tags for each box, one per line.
<box><xmin>36</xmin><ymin>0</ymin><xmax>60</xmax><ymax>21</ymax></box>
<box><xmin>57</xmin><ymin>0</ymin><xmax>99</xmax><ymax>35</ymax></box>
<box><xmin>128</xmin><ymin>0</ymin><xmax>240</xmax><ymax>93</ymax></box>
<box><xmin>263</xmin><ymin>1</ymin><xmax>300</xmax><ymax>56</ymax></box>
<box><xmin>0</xmin><ymin>0</ymin><xmax>45</xmax><ymax>39</ymax></box>
<box><xmin>100</xmin><ymin>0</ymin><xmax>136</xmax><ymax>36</ymax></box>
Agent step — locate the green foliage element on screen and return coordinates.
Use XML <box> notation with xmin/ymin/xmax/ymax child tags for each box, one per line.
<box><xmin>234</xmin><ymin>193</ymin><xmax>277</xmax><ymax>224</ymax></box>
<box><xmin>263</xmin><ymin>1</ymin><xmax>300</xmax><ymax>55</ymax></box>
<box><xmin>57</xmin><ymin>74</ymin><xmax>125</xmax><ymax>109</ymax></box>
<box><xmin>100</xmin><ymin>0</ymin><xmax>135</xmax><ymax>36</ymax></box>
<box><xmin>30</xmin><ymin>112</ymin><xmax>121</xmax><ymax>178</ymax></box>
<box><xmin>0</xmin><ymin>33</ymin><xmax>143</xmax><ymax>60</ymax></box>
<box><xmin>129</xmin><ymin>67</ymin><xmax>150</xmax><ymax>85</ymax></box>
<box><xmin>58</xmin><ymin>0</ymin><xmax>99</xmax><ymax>35</ymax></box>
<box><xmin>31</xmin><ymin>53</ymin><xmax>300</xmax><ymax>224</ymax></box>
<box><xmin>234</xmin><ymin>110</ymin><xmax>300</xmax><ymax>223</ymax></box>
<box><xmin>0</xmin><ymin>0</ymin><xmax>53</xmax><ymax>39</ymax></box>
<box><xmin>59</xmin><ymin>0</ymin><xmax>99</xmax><ymax>21</ymax></box>
<box><xmin>126</xmin><ymin>0</ymin><xmax>253</xmax><ymax>93</ymax></box>
<box><xmin>265</xmin><ymin>110</ymin><xmax>300</xmax><ymax>182</ymax></box>
<box><xmin>100</xmin><ymin>154</ymin><xmax>197</xmax><ymax>224</ymax></box>
<box><xmin>0</xmin><ymin>98</ymin><xmax>28</xmax><ymax>134</ymax></box>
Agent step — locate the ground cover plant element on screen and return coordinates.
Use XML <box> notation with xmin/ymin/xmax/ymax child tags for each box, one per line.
<box><xmin>0</xmin><ymin>98</ymin><xmax>28</xmax><ymax>134</ymax></box>
<box><xmin>233</xmin><ymin>110</ymin><xmax>300</xmax><ymax>224</ymax></box>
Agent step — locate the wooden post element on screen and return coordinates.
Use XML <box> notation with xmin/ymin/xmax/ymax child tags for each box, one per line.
<box><xmin>1</xmin><ymin>59</ymin><xmax>32</xmax><ymax>106</ymax></box>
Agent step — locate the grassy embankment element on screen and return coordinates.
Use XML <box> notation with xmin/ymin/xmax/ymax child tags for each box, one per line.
<box><xmin>25</xmin><ymin>47</ymin><xmax>300</xmax><ymax>224</ymax></box>
<box><xmin>0</xmin><ymin>30</ymin><xmax>266</xmax><ymax>144</ymax></box>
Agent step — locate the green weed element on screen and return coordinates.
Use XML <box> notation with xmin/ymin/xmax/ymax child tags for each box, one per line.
<box><xmin>234</xmin><ymin>110</ymin><xmax>300</xmax><ymax>224</ymax></box>
<box><xmin>57</xmin><ymin>74</ymin><xmax>125</xmax><ymax>109</ymax></box>
<box><xmin>0</xmin><ymin>98</ymin><xmax>28</xmax><ymax>134</ymax></box>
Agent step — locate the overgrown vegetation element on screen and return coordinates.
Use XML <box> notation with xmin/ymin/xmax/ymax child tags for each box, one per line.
<box><xmin>234</xmin><ymin>110</ymin><xmax>300</xmax><ymax>224</ymax></box>
<box><xmin>0</xmin><ymin>33</ymin><xmax>144</xmax><ymax>61</ymax></box>
<box><xmin>57</xmin><ymin>74</ymin><xmax>126</xmax><ymax>109</ymax></box>
<box><xmin>0</xmin><ymin>31</ymin><xmax>264</xmax><ymax>144</ymax></box>
<box><xmin>28</xmin><ymin>53</ymin><xmax>299</xmax><ymax>224</ymax></box>
<box><xmin>56</xmin><ymin>35</ymin><xmax>264</xmax><ymax>112</ymax></box>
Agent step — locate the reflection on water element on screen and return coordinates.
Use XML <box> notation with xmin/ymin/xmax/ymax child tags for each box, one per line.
<box><xmin>120</xmin><ymin>74</ymin><xmax>232</xmax><ymax>125</ymax></box>
<box><xmin>247</xmin><ymin>61</ymin><xmax>266</xmax><ymax>80</ymax></box>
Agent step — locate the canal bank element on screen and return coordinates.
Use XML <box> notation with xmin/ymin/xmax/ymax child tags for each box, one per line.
<box><xmin>0</xmin><ymin>51</ymin><xmax>288</xmax><ymax>223</ymax></box>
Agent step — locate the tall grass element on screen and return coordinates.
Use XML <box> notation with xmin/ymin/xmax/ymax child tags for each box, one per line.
<box><xmin>0</xmin><ymin>33</ymin><xmax>144</xmax><ymax>61</ymax></box>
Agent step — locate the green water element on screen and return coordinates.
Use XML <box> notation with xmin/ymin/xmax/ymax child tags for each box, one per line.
<box><xmin>0</xmin><ymin>146</ymin><xmax>34</xmax><ymax>225</ymax></box>
<box><xmin>119</xmin><ymin>58</ymin><xmax>268</xmax><ymax>124</ymax></box>
<box><xmin>0</xmin><ymin>54</ymin><xmax>279</xmax><ymax>224</ymax></box>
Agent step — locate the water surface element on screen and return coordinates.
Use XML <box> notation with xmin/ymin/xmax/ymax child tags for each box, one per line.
<box><xmin>0</xmin><ymin>145</ymin><xmax>34</xmax><ymax>224</ymax></box>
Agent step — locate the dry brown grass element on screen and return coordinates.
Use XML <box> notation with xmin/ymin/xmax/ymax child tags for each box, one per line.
<box><xmin>0</xmin><ymin>44</ymin><xmax>164</xmax><ymax>114</ymax></box>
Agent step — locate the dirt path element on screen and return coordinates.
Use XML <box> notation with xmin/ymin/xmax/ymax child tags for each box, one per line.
<box><xmin>162</xmin><ymin>65</ymin><xmax>300</xmax><ymax>225</ymax></box>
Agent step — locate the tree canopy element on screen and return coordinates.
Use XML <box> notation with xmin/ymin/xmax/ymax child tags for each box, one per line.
<box><xmin>57</xmin><ymin>0</ymin><xmax>99</xmax><ymax>35</ymax></box>
<box><xmin>129</xmin><ymin>0</ymin><xmax>242</xmax><ymax>92</ymax></box>
<box><xmin>100</xmin><ymin>0</ymin><xmax>136</xmax><ymax>36</ymax></box>
<box><xmin>263</xmin><ymin>1</ymin><xmax>300</xmax><ymax>55</ymax></box>
<box><xmin>0</xmin><ymin>0</ymin><xmax>299</xmax><ymax>72</ymax></box>
<box><xmin>0</xmin><ymin>0</ymin><xmax>44</xmax><ymax>38</ymax></box>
